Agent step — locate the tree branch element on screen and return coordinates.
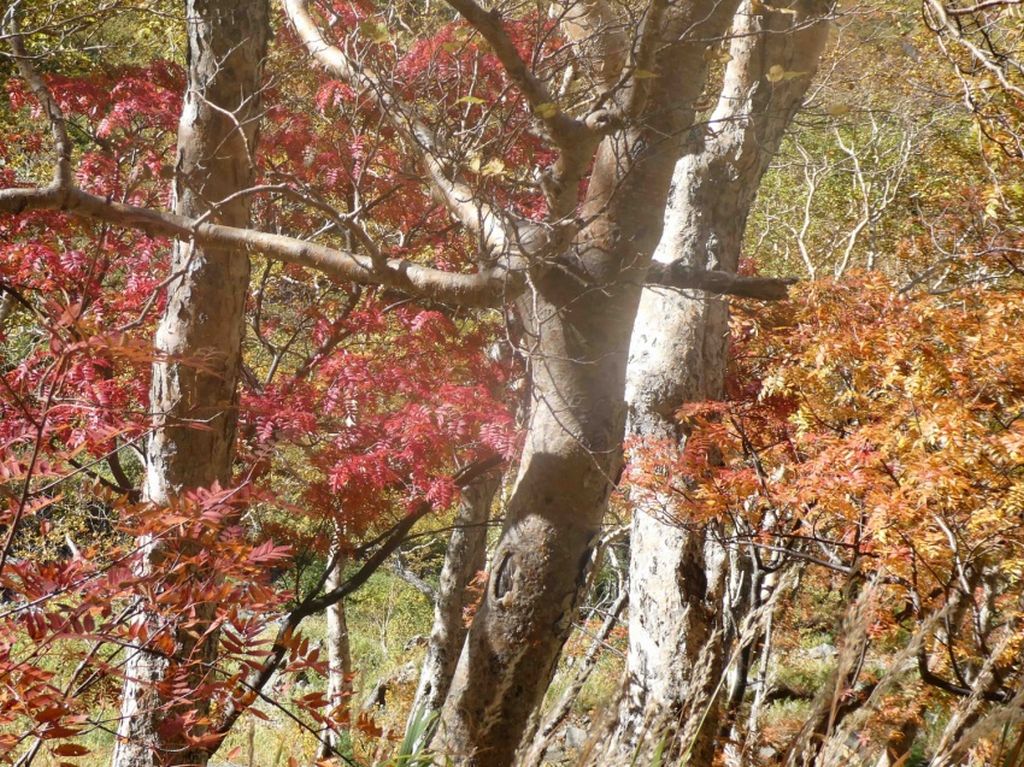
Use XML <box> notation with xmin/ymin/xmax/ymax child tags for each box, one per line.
<box><xmin>522</xmin><ymin>588</ymin><xmax>628</xmax><ymax>767</ymax></box>
<box><xmin>4</xmin><ymin>3</ymin><xmax>72</xmax><ymax>190</ymax></box>
<box><xmin>208</xmin><ymin>455</ymin><xmax>503</xmax><ymax>752</ymax></box>
<box><xmin>2</xmin><ymin>183</ymin><xmax>795</xmax><ymax>303</ymax></box>
<box><xmin>917</xmin><ymin>649</ymin><xmax>1010</xmax><ymax>703</ymax></box>
<box><xmin>283</xmin><ymin>0</ymin><xmax>532</xmax><ymax>260</ymax></box>
<box><xmin>391</xmin><ymin>556</ymin><xmax>436</xmax><ymax>600</ymax></box>
<box><xmin>441</xmin><ymin>0</ymin><xmax>626</xmax><ymax>221</ymax></box>
<box><xmin>646</xmin><ymin>261</ymin><xmax>796</xmax><ymax>300</ymax></box>
<box><xmin>0</xmin><ymin>185</ymin><xmax>510</xmax><ymax>307</ymax></box>
<box><xmin>443</xmin><ymin>0</ymin><xmax>585</xmax><ymax>143</ymax></box>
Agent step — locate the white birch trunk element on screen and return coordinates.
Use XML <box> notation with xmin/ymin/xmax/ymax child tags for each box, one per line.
<box><xmin>411</xmin><ymin>475</ymin><xmax>498</xmax><ymax>720</ymax></box>
<box><xmin>609</xmin><ymin>1</ymin><xmax>832</xmax><ymax>761</ymax></box>
<box><xmin>112</xmin><ymin>3</ymin><xmax>268</xmax><ymax>765</ymax></box>
<box><xmin>318</xmin><ymin>549</ymin><xmax>353</xmax><ymax>759</ymax></box>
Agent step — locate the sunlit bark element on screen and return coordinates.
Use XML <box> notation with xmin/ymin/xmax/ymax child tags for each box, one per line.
<box><xmin>111</xmin><ymin>3</ymin><xmax>268</xmax><ymax>765</ymax></box>
<box><xmin>609</xmin><ymin>0</ymin><xmax>832</xmax><ymax>760</ymax></box>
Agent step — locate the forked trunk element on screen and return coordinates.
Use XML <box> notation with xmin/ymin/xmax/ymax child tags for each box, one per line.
<box><xmin>434</xmin><ymin>0</ymin><xmax>743</xmax><ymax>760</ymax></box>
<box><xmin>112</xmin><ymin>3</ymin><xmax>268</xmax><ymax>765</ymax></box>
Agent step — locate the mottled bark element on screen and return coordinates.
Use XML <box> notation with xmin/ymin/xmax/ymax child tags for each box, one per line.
<box><xmin>610</xmin><ymin>0</ymin><xmax>831</xmax><ymax>761</ymax></box>
<box><xmin>433</xmin><ymin>0</ymin><xmax>744</xmax><ymax>762</ymax></box>
<box><xmin>112</xmin><ymin>3</ymin><xmax>268</xmax><ymax>766</ymax></box>
<box><xmin>318</xmin><ymin>549</ymin><xmax>353</xmax><ymax>760</ymax></box>
<box><xmin>411</xmin><ymin>476</ymin><xmax>498</xmax><ymax>720</ymax></box>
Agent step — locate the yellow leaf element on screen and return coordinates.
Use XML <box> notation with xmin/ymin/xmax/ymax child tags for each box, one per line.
<box><xmin>482</xmin><ymin>158</ymin><xmax>505</xmax><ymax>176</ymax></box>
<box><xmin>766</xmin><ymin>65</ymin><xmax>807</xmax><ymax>82</ymax></box>
<box><xmin>633</xmin><ymin>69</ymin><xmax>659</xmax><ymax>79</ymax></box>
<box><xmin>534</xmin><ymin>102</ymin><xmax>560</xmax><ymax>118</ymax></box>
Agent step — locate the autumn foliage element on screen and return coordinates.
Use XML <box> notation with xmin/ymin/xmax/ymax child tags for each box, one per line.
<box><xmin>626</xmin><ymin>270</ymin><xmax>1024</xmax><ymax>757</ymax></box>
<box><xmin>0</xmin><ymin>26</ymin><xmax>517</xmax><ymax>760</ymax></box>
<box><xmin>2</xmin><ymin>0</ymin><xmax>1024</xmax><ymax>763</ymax></box>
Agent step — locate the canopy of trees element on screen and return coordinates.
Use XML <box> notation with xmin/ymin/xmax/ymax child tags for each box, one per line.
<box><xmin>0</xmin><ymin>0</ymin><xmax>1022</xmax><ymax>765</ymax></box>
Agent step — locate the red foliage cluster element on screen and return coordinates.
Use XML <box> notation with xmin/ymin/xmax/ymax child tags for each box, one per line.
<box><xmin>0</xmin><ymin>7</ymin><xmax>535</xmax><ymax>756</ymax></box>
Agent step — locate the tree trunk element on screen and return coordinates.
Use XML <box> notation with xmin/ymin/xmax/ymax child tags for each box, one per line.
<box><xmin>318</xmin><ymin>547</ymin><xmax>353</xmax><ymax>760</ymax></box>
<box><xmin>411</xmin><ymin>475</ymin><xmax>498</xmax><ymax>721</ymax></box>
<box><xmin>608</xmin><ymin>1</ymin><xmax>832</xmax><ymax>761</ymax></box>
<box><xmin>432</xmin><ymin>264</ymin><xmax>641</xmax><ymax>767</ymax></box>
<box><xmin>112</xmin><ymin>3</ymin><xmax>268</xmax><ymax>766</ymax></box>
<box><xmin>434</xmin><ymin>2</ymin><xmax>744</xmax><ymax>762</ymax></box>
<box><xmin>722</xmin><ymin>546</ymin><xmax>758</xmax><ymax>717</ymax></box>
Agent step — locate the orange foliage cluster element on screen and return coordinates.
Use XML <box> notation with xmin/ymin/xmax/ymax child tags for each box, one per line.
<box><xmin>629</xmin><ymin>273</ymin><xmax>1024</xmax><ymax>696</ymax></box>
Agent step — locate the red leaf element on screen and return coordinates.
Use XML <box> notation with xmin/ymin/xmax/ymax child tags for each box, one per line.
<box><xmin>53</xmin><ymin>744</ymin><xmax>90</xmax><ymax>757</ymax></box>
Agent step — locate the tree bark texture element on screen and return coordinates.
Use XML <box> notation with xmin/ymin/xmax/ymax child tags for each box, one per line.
<box><xmin>434</xmin><ymin>0</ymin><xmax>746</xmax><ymax>762</ymax></box>
<box><xmin>112</xmin><ymin>3</ymin><xmax>268</xmax><ymax>766</ymax></box>
<box><xmin>611</xmin><ymin>0</ymin><xmax>831</xmax><ymax>761</ymax></box>
<box><xmin>411</xmin><ymin>475</ymin><xmax>499</xmax><ymax>720</ymax></box>
<box><xmin>318</xmin><ymin>548</ymin><xmax>354</xmax><ymax>760</ymax></box>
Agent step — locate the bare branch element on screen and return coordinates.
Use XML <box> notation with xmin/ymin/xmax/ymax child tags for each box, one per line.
<box><xmin>391</xmin><ymin>557</ymin><xmax>436</xmax><ymax>600</ymax></box>
<box><xmin>522</xmin><ymin>588</ymin><xmax>628</xmax><ymax>767</ymax></box>
<box><xmin>3</xmin><ymin>2</ymin><xmax>72</xmax><ymax>189</ymax></box>
<box><xmin>646</xmin><ymin>261</ymin><xmax>796</xmax><ymax>300</ymax></box>
<box><xmin>208</xmin><ymin>455</ymin><xmax>504</xmax><ymax>753</ymax></box>
<box><xmin>441</xmin><ymin>0</ymin><xmax>624</xmax><ymax>221</ymax></box>
<box><xmin>444</xmin><ymin>0</ymin><xmax>584</xmax><ymax>142</ymax></box>
<box><xmin>283</xmin><ymin>0</ymin><xmax>530</xmax><ymax>260</ymax></box>
<box><xmin>2</xmin><ymin>181</ymin><xmax>795</xmax><ymax>307</ymax></box>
